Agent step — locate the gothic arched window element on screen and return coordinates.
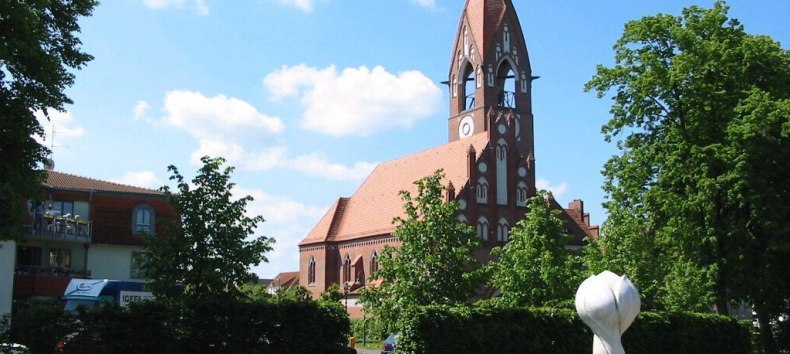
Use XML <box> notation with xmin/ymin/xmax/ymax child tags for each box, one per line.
<box><xmin>460</xmin><ymin>62</ymin><xmax>475</xmax><ymax>111</ymax></box>
<box><xmin>370</xmin><ymin>251</ymin><xmax>379</xmax><ymax>275</ymax></box>
<box><xmin>496</xmin><ymin>61</ymin><xmax>517</xmax><ymax>108</ymax></box>
<box><xmin>476</xmin><ymin>177</ymin><xmax>488</xmax><ymax>203</ymax></box>
<box><xmin>477</xmin><ymin>216</ymin><xmax>489</xmax><ymax>241</ymax></box>
<box><xmin>497</xmin><ymin>218</ymin><xmax>510</xmax><ymax>242</ymax></box>
<box><xmin>516</xmin><ymin>182</ymin><xmax>529</xmax><ymax>207</ymax></box>
<box><xmin>308</xmin><ymin>256</ymin><xmax>316</xmax><ymax>285</ymax></box>
<box><xmin>342</xmin><ymin>254</ymin><xmax>351</xmax><ymax>284</ymax></box>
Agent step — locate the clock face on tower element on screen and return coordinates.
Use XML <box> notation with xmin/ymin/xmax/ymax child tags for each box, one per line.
<box><xmin>458</xmin><ymin>115</ymin><xmax>474</xmax><ymax>138</ymax></box>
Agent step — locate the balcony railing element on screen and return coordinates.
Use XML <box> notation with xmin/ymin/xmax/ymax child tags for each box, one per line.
<box><xmin>13</xmin><ymin>267</ymin><xmax>91</xmax><ymax>299</ymax></box>
<box><xmin>26</xmin><ymin>217</ymin><xmax>91</xmax><ymax>243</ymax></box>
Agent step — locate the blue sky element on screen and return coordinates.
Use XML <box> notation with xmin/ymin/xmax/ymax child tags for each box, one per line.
<box><xmin>41</xmin><ymin>0</ymin><xmax>790</xmax><ymax>279</ymax></box>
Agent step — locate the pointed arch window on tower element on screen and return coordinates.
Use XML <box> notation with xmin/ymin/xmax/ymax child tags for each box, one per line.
<box><xmin>497</xmin><ymin>218</ymin><xmax>510</xmax><ymax>242</ymax></box>
<box><xmin>308</xmin><ymin>256</ymin><xmax>316</xmax><ymax>285</ymax></box>
<box><xmin>476</xmin><ymin>177</ymin><xmax>488</xmax><ymax>203</ymax></box>
<box><xmin>477</xmin><ymin>216</ymin><xmax>489</xmax><ymax>241</ymax></box>
<box><xmin>460</xmin><ymin>63</ymin><xmax>476</xmax><ymax>111</ymax></box>
<box><xmin>496</xmin><ymin>62</ymin><xmax>517</xmax><ymax>108</ymax></box>
<box><xmin>342</xmin><ymin>254</ymin><xmax>351</xmax><ymax>284</ymax></box>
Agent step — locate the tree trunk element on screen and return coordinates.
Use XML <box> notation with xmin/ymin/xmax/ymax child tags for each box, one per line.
<box><xmin>755</xmin><ymin>306</ymin><xmax>778</xmax><ymax>354</ymax></box>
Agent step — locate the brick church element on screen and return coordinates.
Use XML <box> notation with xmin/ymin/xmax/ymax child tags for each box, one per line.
<box><xmin>297</xmin><ymin>0</ymin><xmax>598</xmax><ymax>311</ymax></box>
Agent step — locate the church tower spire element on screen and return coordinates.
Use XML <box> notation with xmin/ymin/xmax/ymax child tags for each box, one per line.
<box><xmin>447</xmin><ymin>0</ymin><xmax>534</xmax><ymax>159</ymax></box>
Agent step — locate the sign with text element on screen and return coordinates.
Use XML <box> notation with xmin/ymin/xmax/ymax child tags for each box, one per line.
<box><xmin>119</xmin><ymin>290</ymin><xmax>154</xmax><ymax>307</ymax></box>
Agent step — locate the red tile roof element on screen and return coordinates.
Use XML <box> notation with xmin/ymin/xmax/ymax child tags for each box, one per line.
<box><xmin>271</xmin><ymin>271</ymin><xmax>300</xmax><ymax>288</ymax></box>
<box><xmin>301</xmin><ymin>133</ymin><xmax>490</xmax><ymax>245</ymax></box>
<box><xmin>44</xmin><ymin>171</ymin><xmax>163</xmax><ymax>195</ymax></box>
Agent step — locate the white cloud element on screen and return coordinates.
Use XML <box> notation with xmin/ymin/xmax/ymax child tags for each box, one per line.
<box><xmin>263</xmin><ymin>64</ymin><xmax>441</xmax><ymax>136</ymax></box>
<box><xmin>34</xmin><ymin>110</ymin><xmax>85</xmax><ymax>148</ymax></box>
<box><xmin>234</xmin><ymin>186</ymin><xmax>325</xmax><ymax>278</ymax></box>
<box><xmin>133</xmin><ymin>100</ymin><xmax>151</xmax><ymax>121</ymax></box>
<box><xmin>161</xmin><ymin>90</ymin><xmax>284</xmax><ymax>140</ymax></box>
<box><xmin>289</xmin><ymin>153</ymin><xmax>376</xmax><ymax>181</ymax></box>
<box><xmin>536</xmin><ymin>179</ymin><xmax>569</xmax><ymax>200</ymax></box>
<box><xmin>142</xmin><ymin>0</ymin><xmax>209</xmax><ymax>15</ymax></box>
<box><xmin>156</xmin><ymin>89</ymin><xmax>373</xmax><ymax>181</ymax></box>
<box><xmin>114</xmin><ymin>171</ymin><xmax>162</xmax><ymax>189</ymax></box>
<box><xmin>411</xmin><ymin>0</ymin><xmax>438</xmax><ymax>10</ymax></box>
<box><xmin>276</xmin><ymin>0</ymin><xmax>315</xmax><ymax>13</ymax></box>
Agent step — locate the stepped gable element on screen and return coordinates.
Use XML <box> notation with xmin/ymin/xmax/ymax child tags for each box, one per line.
<box><xmin>44</xmin><ymin>171</ymin><xmax>163</xmax><ymax>195</ymax></box>
<box><xmin>300</xmin><ymin>133</ymin><xmax>490</xmax><ymax>245</ymax></box>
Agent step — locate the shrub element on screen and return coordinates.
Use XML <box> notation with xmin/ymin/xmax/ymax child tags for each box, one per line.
<box><xmin>398</xmin><ymin>306</ymin><xmax>751</xmax><ymax>354</ymax></box>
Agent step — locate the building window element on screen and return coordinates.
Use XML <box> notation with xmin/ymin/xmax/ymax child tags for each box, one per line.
<box><xmin>133</xmin><ymin>205</ymin><xmax>155</xmax><ymax>234</ymax></box>
<box><xmin>17</xmin><ymin>247</ymin><xmax>42</xmax><ymax>269</ymax></box>
<box><xmin>47</xmin><ymin>200</ymin><xmax>74</xmax><ymax>218</ymax></box>
<box><xmin>496</xmin><ymin>61</ymin><xmax>517</xmax><ymax>108</ymax></box>
<box><xmin>342</xmin><ymin>254</ymin><xmax>351</xmax><ymax>284</ymax></box>
<box><xmin>476</xmin><ymin>177</ymin><xmax>488</xmax><ymax>203</ymax></box>
<box><xmin>308</xmin><ymin>256</ymin><xmax>316</xmax><ymax>285</ymax></box>
<box><xmin>460</xmin><ymin>62</ymin><xmax>476</xmax><ymax>111</ymax></box>
<box><xmin>497</xmin><ymin>218</ymin><xmax>510</xmax><ymax>242</ymax></box>
<box><xmin>370</xmin><ymin>251</ymin><xmax>379</xmax><ymax>275</ymax></box>
<box><xmin>516</xmin><ymin>182</ymin><xmax>528</xmax><ymax>207</ymax></box>
<box><xmin>131</xmin><ymin>251</ymin><xmax>147</xmax><ymax>279</ymax></box>
<box><xmin>496</xmin><ymin>141</ymin><xmax>508</xmax><ymax>161</ymax></box>
<box><xmin>477</xmin><ymin>217</ymin><xmax>489</xmax><ymax>241</ymax></box>
<box><xmin>49</xmin><ymin>248</ymin><xmax>71</xmax><ymax>270</ymax></box>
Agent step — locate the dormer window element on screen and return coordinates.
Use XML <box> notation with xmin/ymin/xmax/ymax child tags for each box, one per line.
<box><xmin>133</xmin><ymin>205</ymin><xmax>154</xmax><ymax>234</ymax></box>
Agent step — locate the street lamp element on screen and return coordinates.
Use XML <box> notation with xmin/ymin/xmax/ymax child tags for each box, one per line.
<box><xmin>343</xmin><ymin>282</ymin><xmax>350</xmax><ymax>312</ymax></box>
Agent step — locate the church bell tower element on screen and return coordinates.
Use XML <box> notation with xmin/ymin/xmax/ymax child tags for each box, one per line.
<box><xmin>447</xmin><ymin>0</ymin><xmax>535</xmax><ymax>159</ymax></box>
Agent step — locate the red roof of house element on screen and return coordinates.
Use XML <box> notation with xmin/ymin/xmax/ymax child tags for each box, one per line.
<box><xmin>44</xmin><ymin>171</ymin><xmax>163</xmax><ymax>195</ymax></box>
<box><xmin>271</xmin><ymin>271</ymin><xmax>300</xmax><ymax>288</ymax></box>
<box><xmin>300</xmin><ymin>133</ymin><xmax>490</xmax><ymax>245</ymax></box>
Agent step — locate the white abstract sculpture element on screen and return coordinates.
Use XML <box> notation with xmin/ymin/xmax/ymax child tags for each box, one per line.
<box><xmin>575</xmin><ymin>271</ymin><xmax>641</xmax><ymax>354</ymax></box>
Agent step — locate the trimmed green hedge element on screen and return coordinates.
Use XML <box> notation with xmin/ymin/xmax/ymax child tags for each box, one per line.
<box><xmin>22</xmin><ymin>299</ymin><xmax>350</xmax><ymax>354</ymax></box>
<box><xmin>398</xmin><ymin>306</ymin><xmax>752</xmax><ymax>354</ymax></box>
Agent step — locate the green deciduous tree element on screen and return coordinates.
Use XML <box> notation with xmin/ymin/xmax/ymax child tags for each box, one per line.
<box><xmin>143</xmin><ymin>156</ymin><xmax>275</xmax><ymax>304</ymax></box>
<box><xmin>584</xmin><ymin>2</ymin><xmax>790</xmax><ymax>350</ymax></box>
<box><xmin>0</xmin><ymin>0</ymin><xmax>97</xmax><ymax>240</ymax></box>
<box><xmin>360</xmin><ymin>170</ymin><xmax>481</xmax><ymax>331</ymax></box>
<box><xmin>487</xmin><ymin>191</ymin><xmax>580</xmax><ymax>308</ymax></box>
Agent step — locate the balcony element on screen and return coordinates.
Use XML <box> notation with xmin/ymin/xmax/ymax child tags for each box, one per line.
<box><xmin>13</xmin><ymin>266</ymin><xmax>92</xmax><ymax>299</ymax></box>
<box><xmin>25</xmin><ymin>216</ymin><xmax>92</xmax><ymax>243</ymax></box>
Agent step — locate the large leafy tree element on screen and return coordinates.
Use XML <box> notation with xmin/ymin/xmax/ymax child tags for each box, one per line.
<box><xmin>584</xmin><ymin>2</ymin><xmax>790</xmax><ymax>350</ymax></box>
<box><xmin>360</xmin><ymin>170</ymin><xmax>481</xmax><ymax>330</ymax></box>
<box><xmin>143</xmin><ymin>156</ymin><xmax>275</xmax><ymax>304</ymax></box>
<box><xmin>487</xmin><ymin>191</ymin><xmax>580</xmax><ymax>308</ymax></box>
<box><xmin>0</xmin><ymin>0</ymin><xmax>97</xmax><ymax>240</ymax></box>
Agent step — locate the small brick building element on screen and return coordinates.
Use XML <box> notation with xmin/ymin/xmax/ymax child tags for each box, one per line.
<box><xmin>297</xmin><ymin>0</ymin><xmax>599</xmax><ymax>313</ymax></box>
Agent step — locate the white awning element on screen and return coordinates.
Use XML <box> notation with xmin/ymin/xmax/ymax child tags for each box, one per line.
<box><xmin>63</xmin><ymin>279</ymin><xmax>109</xmax><ymax>299</ymax></box>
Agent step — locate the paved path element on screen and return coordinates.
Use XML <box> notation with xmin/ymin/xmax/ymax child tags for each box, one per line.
<box><xmin>355</xmin><ymin>348</ymin><xmax>380</xmax><ymax>354</ymax></box>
